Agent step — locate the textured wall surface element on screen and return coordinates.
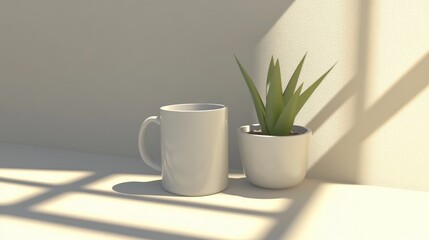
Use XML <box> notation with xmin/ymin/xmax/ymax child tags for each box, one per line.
<box><xmin>253</xmin><ymin>0</ymin><xmax>429</xmax><ymax>191</ymax></box>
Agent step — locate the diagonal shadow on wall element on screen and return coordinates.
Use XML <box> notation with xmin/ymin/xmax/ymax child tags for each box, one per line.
<box><xmin>308</xmin><ymin>52</ymin><xmax>429</xmax><ymax>183</ymax></box>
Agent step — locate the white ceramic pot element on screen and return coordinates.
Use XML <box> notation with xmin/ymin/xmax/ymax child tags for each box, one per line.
<box><xmin>237</xmin><ymin>124</ymin><xmax>311</xmax><ymax>189</ymax></box>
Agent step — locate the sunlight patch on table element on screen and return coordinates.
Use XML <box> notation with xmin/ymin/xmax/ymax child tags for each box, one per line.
<box><xmin>0</xmin><ymin>182</ymin><xmax>47</xmax><ymax>206</ymax></box>
<box><xmin>280</xmin><ymin>183</ymin><xmax>429</xmax><ymax>240</ymax></box>
<box><xmin>0</xmin><ymin>168</ymin><xmax>93</xmax><ymax>185</ymax></box>
<box><xmin>0</xmin><ymin>215</ymin><xmax>138</xmax><ymax>240</ymax></box>
<box><xmin>31</xmin><ymin>192</ymin><xmax>275</xmax><ymax>239</ymax></box>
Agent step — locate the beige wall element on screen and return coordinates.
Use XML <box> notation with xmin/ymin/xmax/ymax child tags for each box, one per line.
<box><xmin>253</xmin><ymin>0</ymin><xmax>429</xmax><ymax>191</ymax></box>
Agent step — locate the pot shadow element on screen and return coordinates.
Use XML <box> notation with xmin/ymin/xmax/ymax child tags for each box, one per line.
<box><xmin>224</xmin><ymin>177</ymin><xmax>321</xmax><ymax>200</ymax></box>
<box><xmin>112</xmin><ymin>180</ymin><xmax>174</xmax><ymax>196</ymax></box>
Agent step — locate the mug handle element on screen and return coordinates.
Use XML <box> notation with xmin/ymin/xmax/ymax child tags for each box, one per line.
<box><xmin>138</xmin><ymin>116</ymin><xmax>162</xmax><ymax>171</ymax></box>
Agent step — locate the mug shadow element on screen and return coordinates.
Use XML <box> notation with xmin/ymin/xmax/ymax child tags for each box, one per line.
<box><xmin>112</xmin><ymin>180</ymin><xmax>174</xmax><ymax>196</ymax></box>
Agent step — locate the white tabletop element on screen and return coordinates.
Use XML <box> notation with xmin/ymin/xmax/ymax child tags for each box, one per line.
<box><xmin>1</xmin><ymin>143</ymin><xmax>429</xmax><ymax>240</ymax></box>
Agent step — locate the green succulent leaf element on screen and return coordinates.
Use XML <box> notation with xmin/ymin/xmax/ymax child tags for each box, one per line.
<box><xmin>283</xmin><ymin>53</ymin><xmax>306</xmax><ymax>106</ymax></box>
<box><xmin>265</xmin><ymin>59</ymin><xmax>284</xmax><ymax>133</ymax></box>
<box><xmin>272</xmin><ymin>84</ymin><xmax>303</xmax><ymax>136</ymax></box>
<box><xmin>296</xmin><ymin>63</ymin><xmax>336</xmax><ymax>114</ymax></box>
<box><xmin>266</xmin><ymin>57</ymin><xmax>275</xmax><ymax>95</ymax></box>
<box><xmin>234</xmin><ymin>55</ymin><xmax>268</xmax><ymax>134</ymax></box>
<box><xmin>235</xmin><ymin>54</ymin><xmax>336</xmax><ymax>136</ymax></box>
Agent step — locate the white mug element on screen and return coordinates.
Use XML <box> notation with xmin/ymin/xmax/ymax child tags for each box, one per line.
<box><xmin>138</xmin><ymin>103</ymin><xmax>229</xmax><ymax>196</ymax></box>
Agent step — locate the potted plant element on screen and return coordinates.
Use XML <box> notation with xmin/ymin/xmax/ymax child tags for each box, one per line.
<box><xmin>235</xmin><ymin>54</ymin><xmax>335</xmax><ymax>188</ymax></box>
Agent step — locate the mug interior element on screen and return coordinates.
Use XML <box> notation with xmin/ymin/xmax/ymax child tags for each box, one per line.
<box><xmin>161</xmin><ymin>103</ymin><xmax>225</xmax><ymax>112</ymax></box>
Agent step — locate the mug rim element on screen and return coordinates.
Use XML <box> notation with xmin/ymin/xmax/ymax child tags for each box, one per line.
<box><xmin>160</xmin><ymin>103</ymin><xmax>226</xmax><ymax>112</ymax></box>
